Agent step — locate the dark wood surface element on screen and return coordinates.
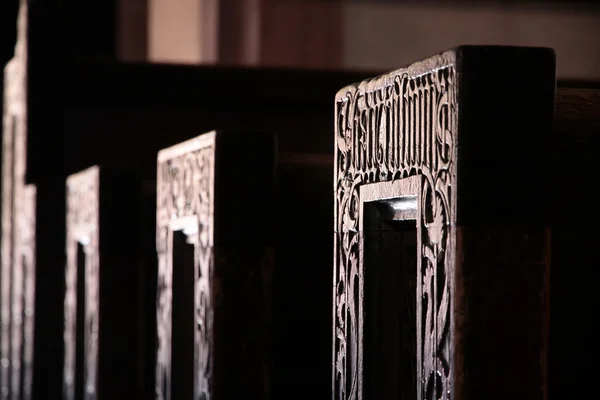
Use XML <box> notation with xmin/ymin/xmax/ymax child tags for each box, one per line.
<box><xmin>31</xmin><ymin>178</ymin><xmax>66</xmax><ymax>400</ymax></box>
<box><xmin>154</xmin><ymin>132</ymin><xmax>336</xmax><ymax>400</ymax></box>
<box><xmin>3</xmin><ymin>8</ymin><xmax>600</xmax><ymax>398</ymax></box>
<box><xmin>155</xmin><ymin>131</ymin><xmax>275</xmax><ymax>400</ymax></box>
<box><xmin>1</xmin><ymin>7</ymin><xmax>377</xmax><ymax>397</ymax></box>
<box><xmin>63</xmin><ymin>166</ymin><xmax>150</xmax><ymax>400</ymax></box>
<box><xmin>26</xmin><ymin>59</ymin><xmax>379</xmax><ymax>184</ymax></box>
<box><xmin>333</xmin><ymin>46</ymin><xmax>555</xmax><ymax>400</ymax></box>
<box><xmin>271</xmin><ymin>156</ymin><xmax>333</xmax><ymax>400</ymax></box>
<box><xmin>550</xmin><ymin>87</ymin><xmax>600</xmax><ymax>400</ymax></box>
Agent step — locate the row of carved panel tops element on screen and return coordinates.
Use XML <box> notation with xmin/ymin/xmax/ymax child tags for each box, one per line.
<box><xmin>0</xmin><ymin>46</ymin><xmax>594</xmax><ymax>187</ymax></box>
<box><xmin>1</xmin><ymin>45</ymin><xmax>600</xmax><ymax>399</ymax></box>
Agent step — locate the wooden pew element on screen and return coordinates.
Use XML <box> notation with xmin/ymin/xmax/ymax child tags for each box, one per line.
<box><xmin>155</xmin><ymin>132</ymin><xmax>274</xmax><ymax>400</ymax></box>
<box><xmin>551</xmin><ymin>84</ymin><xmax>600</xmax><ymax>400</ymax></box>
<box><xmin>3</xmin><ymin>5</ymin><xmax>596</xmax><ymax>397</ymax></box>
<box><xmin>28</xmin><ymin>60</ymin><xmax>377</xmax><ymax>184</ymax></box>
<box><xmin>63</xmin><ymin>166</ymin><xmax>149</xmax><ymax>400</ymax></box>
<box><xmin>272</xmin><ymin>151</ymin><xmax>334</xmax><ymax>400</ymax></box>
<box><xmin>3</xmin><ymin>185</ymin><xmax>35</xmax><ymax>400</ymax></box>
<box><xmin>50</xmin><ymin>66</ymin><xmax>368</xmax><ymax>400</ymax></box>
<box><xmin>334</xmin><ymin>46</ymin><xmax>600</xmax><ymax>399</ymax></box>
<box><xmin>5</xmin><ymin>61</ymin><xmax>373</xmax><ymax>399</ymax></box>
<box><xmin>154</xmin><ymin>131</ymin><xmax>340</xmax><ymax>400</ymax></box>
<box><xmin>332</xmin><ymin>46</ymin><xmax>556</xmax><ymax>400</ymax></box>
<box><xmin>1</xmin><ymin>5</ymin><xmax>375</xmax><ymax>397</ymax></box>
<box><xmin>148</xmin><ymin>52</ymin><xmax>600</xmax><ymax>400</ymax></box>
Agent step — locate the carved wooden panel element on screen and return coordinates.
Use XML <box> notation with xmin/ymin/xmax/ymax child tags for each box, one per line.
<box><xmin>63</xmin><ymin>165</ymin><xmax>147</xmax><ymax>399</ymax></box>
<box><xmin>156</xmin><ymin>131</ymin><xmax>275</xmax><ymax>400</ymax></box>
<box><xmin>0</xmin><ymin>183</ymin><xmax>35</xmax><ymax>400</ymax></box>
<box><xmin>333</xmin><ymin>46</ymin><xmax>556</xmax><ymax>399</ymax></box>
<box><xmin>18</xmin><ymin>186</ymin><xmax>35</xmax><ymax>400</ymax></box>
<box><xmin>28</xmin><ymin>181</ymin><xmax>67</xmax><ymax>400</ymax></box>
<box><xmin>1</xmin><ymin>3</ymin><xmax>30</xmax><ymax>399</ymax></box>
<box><xmin>156</xmin><ymin>133</ymin><xmax>215</xmax><ymax>400</ymax></box>
<box><xmin>64</xmin><ymin>167</ymin><xmax>100</xmax><ymax>400</ymax></box>
<box><xmin>8</xmin><ymin>185</ymin><xmax>36</xmax><ymax>400</ymax></box>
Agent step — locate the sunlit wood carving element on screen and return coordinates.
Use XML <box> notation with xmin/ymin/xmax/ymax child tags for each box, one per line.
<box><xmin>333</xmin><ymin>46</ymin><xmax>555</xmax><ymax>400</ymax></box>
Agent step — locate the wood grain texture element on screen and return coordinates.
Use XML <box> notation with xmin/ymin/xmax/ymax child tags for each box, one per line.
<box><xmin>333</xmin><ymin>46</ymin><xmax>555</xmax><ymax>400</ymax></box>
<box><xmin>1</xmin><ymin>4</ymin><xmax>29</xmax><ymax>398</ymax></box>
<box><xmin>156</xmin><ymin>131</ymin><xmax>274</xmax><ymax>400</ymax></box>
<box><xmin>550</xmin><ymin>86</ymin><xmax>600</xmax><ymax>400</ymax></box>
<box><xmin>4</xmin><ymin>21</ymin><xmax>375</xmax><ymax>395</ymax></box>
<box><xmin>65</xmin><ymin>166</ymin><xmax>147</xmax><ymax>400</ymax></box>
<box><xmin>64</xmin><ymin>167</ymin><xmax>100</xmax><ymax>400</ymax></box>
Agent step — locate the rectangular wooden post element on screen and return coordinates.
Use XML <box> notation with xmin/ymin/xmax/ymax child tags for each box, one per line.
<box><xmin>3</xmin><ymin>12</ymin><xmax>375</xmax><ymax>395</ymax></box>
<box><xmin>157</xmin><ymin>133</ymin><xmax>339</xmax><ymax>400</ymax></box>
<box><xmin>270</xmin><ymin>152</ymin><xmax>335</xmax><ymax>400</ymax></box>
<box><xmin>156</xmin><ymin>131</ymin><xmax>275</xmax><ymax>400</ymax></box>
<box><xmin>551</xmin><ymin>86</ymin><xmax>600</xmax><ymax>399</ymax></box>
<box><xmin>2</xmin><ymin>185</ymin><xmax>36</xmax><ymax>400</ymax></box>
<box><xmin>333</xmin><ymin>46</ymin><xmax>556</xmax><ymax>400</ymax></box>
<box><xmin>64</xmin><ymin>166</ymin><xmax>150</xmax><ymax>400</ymax></box>
<box><xmin>1</xmin><ymin>4</ymin><xmax>31</xmax><ymax>399</ymax></box>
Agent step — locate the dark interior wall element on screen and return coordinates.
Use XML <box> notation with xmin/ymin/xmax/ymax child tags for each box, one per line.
<box><xmin>62</xmin><ymin>0</ymin><xmax>118</xmax><ymax>59</ymax></box>
<box><xmin>0</xmin><ymin>0</ymin><xmax>19</xmax><ymax>254</ymax></box>
<box><xmin>343</xmin><ymin>2</ymin><xmax>600</xmax><ymax>80</ymax></box>
<box><xmin>1</xmin><ymin>0</ymin><xmax>119</xmax><ymax>64</ymax></box>
<box><xmin>1</xmin><ymin>0</ymin><xmax>19</xmax><ymax>66</ymax></box>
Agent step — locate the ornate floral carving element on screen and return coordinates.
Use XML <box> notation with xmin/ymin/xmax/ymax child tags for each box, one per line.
<box><xmin>10</xmin><ymin>185</ymin><xmax>36</xmax><ymax>400</ymax></box>
<box><xmin>64</xmin><ymin>167</ymin><xmax>100</xmax><ymax>400</ymax></box>
<box><xmin>1</xmin><ymin>3</ymin><xmax>30</xmax><ymax>398</ymax></box>
<box><xmin>156</xmin><ymin>133</ymin><xmax>215</xmax><ymax>400</ymax></box>
<box><xmin>333</xmin><ymin>62</ymin><xmax>456</xmax><ymax>400</ymax></box>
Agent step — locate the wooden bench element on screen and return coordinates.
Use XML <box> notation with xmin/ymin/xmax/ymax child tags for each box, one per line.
<box><xmin>332</xmin><ymin>46</ymin><xmax>600</xmax><ymax>400</ymax></box>
<box><xmin>551</xmin><ymin>83</ymin><xmax>600</xmax><ymax>399</ymax></box>
<box><xmin>154</xmin><ymin>130</ymin><xmax>345</xmax><ymax>400</ymax></box>
<box><xmin>332</xmin><ymin>46</ymin><xmax>555</xmax><ymax>400</ymax></box>
<box><xmin>1</xmin><ymin>6</ymin><xmax>375</xmax><ymax>397</ymax></box>
<box><xmin>64</xmin><ymin>167</ymin><xmax>145</xmax><ymax>400</ymax></box>
<box><xmin>3</xmin><ymin>5</ymin><xmax>599</xmax><ymax>397</ymax></box>
<box><xmin>155</xmin><ymin>132</ymin><xmax>274</xmax><ymax>400</ymax></box>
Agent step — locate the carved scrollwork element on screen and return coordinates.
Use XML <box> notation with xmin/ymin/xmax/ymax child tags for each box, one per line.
<box><xmin>64</xmin><ymin>167</ymin><xmax>100</xmax><ymax>400</ymax></box>
<box><xmin>1</xmin><ymin>4</ymin><xmax>29</xmax><ymax>399</ymax></box>
<box><xmin>15</xmin><ymin>186</ymin><xmax>36</xmax><ymax>400</ymax></box>
<box><xmin>156</xmin><ymin>133</ymin><xmax>215</xmax><ymax>400</ymax></box>
<box><xmin>334</xmin><ymin>65</ymin><xmax>456</xmax><ymax>400</ymax></box>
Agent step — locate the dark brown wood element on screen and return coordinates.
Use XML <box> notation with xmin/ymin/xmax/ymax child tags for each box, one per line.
<box><xmin>29</xmin><ymin>178</ymin><xmax>66</xmax><ymax>400</ymax></box>
<box><xmin>1</xmin><ymin>4</ymin><xmax>31</xmax><ymax>398</ymax></box>
<box><xmin>550</xmin><ymin>86</ymin><xmax>600</xmax><ymax>400</ymax></box>
<box><xmin>259</xmin><ymin>0</ymin><xmax>343</xmax><ymax>68</ymax></box>
<box><xmin>1</xmin><ymin>184</ymin><xmax>36</xmax><ymax>400</ymax></box>
<box><xmin>271</xmin><ymin>153</ymin><xmax>333</xmax><ymax>400</ymax></box>
<box><xmin>155</xmin><ymin>131</ymin><xmax>275</xmax><ymax>400</ymax></box>
<box><xmin>27</xmin><ymin>60</ymin><xmax>377</xmax><ymax>184</ymax></box>
<box><xmin>2</xmin><ymin>9</ymin><xmax>598</xmax><ymax>399</ymax></box>
<box><xmin>1</xmin><ymin>3</ymin><xmax>376</xmax><ymax>397</ymax></box>
<box><xmin>333</xmin><ymin>46</ymin><xmax>555</xmax><ymax>400</ymax></box>
<box><xmin>3</xmin><ymin>19</ymin><xmax>373</xmax><ymax>397</ymax></box>
<box><xmin>64</xmin><ymin>166</ymin><xmax>151</xmax><ymax>400</ymax></box>
<box><xmin>2</xmin><ymin>5</ymin><xmax>68</xmax><ymax>399</ymax></box>
<box><xmin>156</xmin><ymin>132</ymin><xmax>335</xmax><ymax>400</ymax></box>
<box><xmin>1</xmin><ymin>177</ymin><xmax>67</xmax><ymax>400</ymax></box>
<box><xmin>216</xmin><ymin>0</ymin><xmax>342</xmax><ymax>68</ymax></box>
